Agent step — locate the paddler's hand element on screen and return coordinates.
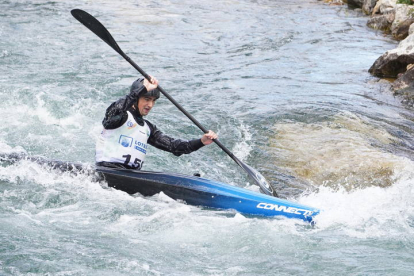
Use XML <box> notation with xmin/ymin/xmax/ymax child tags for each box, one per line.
<box><xmin>201</xmin><ymin>130</ymin><xmax>218</xmax><ymax>145</ymax></box>
<box><xmin>143</xmin><ymin>76</ymin><xmax>159</xmax><ymax>91</ymax></box>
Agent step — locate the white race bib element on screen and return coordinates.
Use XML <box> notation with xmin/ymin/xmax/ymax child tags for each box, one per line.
<box><xmin>96</xmin><ymin>111</ymin><xmax>150</xmax><ymax>169</ymax></box>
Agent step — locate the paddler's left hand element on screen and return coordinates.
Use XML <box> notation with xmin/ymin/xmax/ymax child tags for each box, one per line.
<box><xmin>201</xmin><ymin>130</ymin><xmax>218</xmax><ymax>145</ymax></box>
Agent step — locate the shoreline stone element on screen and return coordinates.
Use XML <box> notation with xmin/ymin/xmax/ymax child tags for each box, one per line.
<box><xmin>369</xmin><ymin>32</ymin><xmax>414</xmax><ymax>77</ymax></box>
<box><xmin>363</xmin><ymin>0</ymin><xmax>378</xmax><ymax>14</ymax></box>
<box><xmin>328</xmin><ymin>0</ymin><xmax>414</xmax><ymax>106</ymax></box>
<box><xmin>367</xmin><ymin>11</ymin><xmax>395</xmax><ymax>32</ymax></box>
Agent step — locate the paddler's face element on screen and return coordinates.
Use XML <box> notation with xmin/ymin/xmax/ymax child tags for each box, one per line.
<box><xmin>137</xmin><ymin>96</ymin><xmax>157</xmax><ymax>116</ymax></box>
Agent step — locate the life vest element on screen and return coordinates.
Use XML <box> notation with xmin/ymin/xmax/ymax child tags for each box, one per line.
<box><xmin>96</xmin><ymin>111</ymin><xmax>150</xmax><ymax>169</ymax></box>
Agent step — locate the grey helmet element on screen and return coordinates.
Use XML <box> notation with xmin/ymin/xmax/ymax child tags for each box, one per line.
<box><xmin>130</xmin><ymin>78</ymin><xmax>160</xmax><ymax>99</ymax></box>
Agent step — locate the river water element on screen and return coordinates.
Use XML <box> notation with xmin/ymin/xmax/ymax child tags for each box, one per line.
<box><xmin>1</xmin><ymin>0</ymin><xmax>414</xmax><ymax>275</ymax></box>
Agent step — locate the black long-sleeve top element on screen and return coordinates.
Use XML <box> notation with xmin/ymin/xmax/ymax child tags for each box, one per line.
<box><xmin>101</xmin><ymin>80</ymin><xmax>204</xmax><ymax>156</ymax></box>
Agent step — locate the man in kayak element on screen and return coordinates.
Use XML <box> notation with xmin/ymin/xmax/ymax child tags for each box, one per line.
<box><xmin>96</xmin><ymin>76</ymin><xmax>218</xmax><ymax>170</ymax></box>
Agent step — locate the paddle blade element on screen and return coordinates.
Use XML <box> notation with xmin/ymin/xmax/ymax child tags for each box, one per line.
<box><xmin>71</xmin><ymin>9</ymin><xmax>124</xmax><ymax>55</ymax></box>
<box><xmin>241</xmin><ymin>162</ymin><xmax>278</xmax><ymax>197</ymax></box>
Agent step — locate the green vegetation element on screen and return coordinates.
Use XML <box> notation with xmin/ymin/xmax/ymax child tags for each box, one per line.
<box><xmin>397</xmin><ymin>0</ymin><xmax>413</xmax><ymax>4</ymax></box>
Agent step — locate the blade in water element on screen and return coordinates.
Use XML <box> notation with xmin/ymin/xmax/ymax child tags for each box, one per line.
<box><xmin>243</xmin><ymin>163</ymin><xmax>278</xmax><ymax>197</ymax></box>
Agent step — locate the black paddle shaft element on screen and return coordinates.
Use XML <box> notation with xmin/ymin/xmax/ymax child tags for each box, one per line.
<box><xmin>70</xmin><ymin>9</ymin><xmax>277</xmax><ymax>197</ymax></box>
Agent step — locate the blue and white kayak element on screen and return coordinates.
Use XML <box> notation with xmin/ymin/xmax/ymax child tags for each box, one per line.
<box><xmin>0</xmin><ymin>153</ymin><xmax>319</xmax><ymax>223</ymax></box>
<box><xmin>96</xmin><ymin>166</ymin><xmax>320</xmax><ymax>223</ymax></box>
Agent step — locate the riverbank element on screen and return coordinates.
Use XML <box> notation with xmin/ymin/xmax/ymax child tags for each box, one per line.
<box><xmin>325</xmin><ymin>0</ymin><xmax>414</xmax><ymax>106</ymax></box>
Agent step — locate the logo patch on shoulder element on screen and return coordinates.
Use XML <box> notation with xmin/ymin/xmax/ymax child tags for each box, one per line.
<box><xmin>127</xmin><ymin>120</ymin><xmax>137</xmax><ymax>129</ymax></box>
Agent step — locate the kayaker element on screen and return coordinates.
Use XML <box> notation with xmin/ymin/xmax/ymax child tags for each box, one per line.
<box><xmin>95</xmin><ymin>76</ymin><xmax>218</xmax><ymax>170</ymax></box>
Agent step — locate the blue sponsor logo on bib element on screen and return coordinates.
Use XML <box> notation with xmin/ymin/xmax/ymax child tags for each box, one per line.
<box><xmin>134</xmin><ymin>141</ymin><xmax>148</xmax><ymax>154</ymax></box>
<box><xmin>119</xmin><ymin>135</ymin><xmax>133</xmax><ymax>147</ymax></box>
<box><xmin>134</xmin><ymin>146</ymin><xmax>147</xmax><ymax>154</ymax></box>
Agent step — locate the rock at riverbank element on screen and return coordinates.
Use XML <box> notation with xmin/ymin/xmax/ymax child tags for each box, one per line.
<box><xmin>394</xmin><ymin>18</ymin><xmax>414</xmax><ymax>39</ymax></box>
<box><xmin>392</xmin><ymin>64</ymin><xmax>414</xmax><ymax>105</ymax></box>
<box><xmin>363</xmin><ymin>0</ymin><xmax>379</xmax><ymax>14</ymax></box>
<box><xmin>324</xmin><ymin>0</ymin><xmax>414</xmax><ymax>105</ymax></box>
<box><xmin>367</xmin><ymin>11</ymin><xmax>395</xmax><ymax>32</ymax></box>
<box><xmin>391</xmin><ymin>4</ymin><xmax>414</xmax><ymax>38</ymax></box>
<box><xmin>369</xmin><ymin>6</ymin><xmax>414</xmax><ymax>75</ymax></box>
<box><xmin>348</xmin><ymin>0</ymin><xmax>365</xmax><ymax>8</ymax></box>
<box><xmin>392</xmin><ymin>64</ymin><xmax>414</xmax><ymax>90</ymax></box>
<box><xmin>359</xmin><ymin>0</ymin><xmax>414</xmax><ymax>105</ymax></box>
<box><xmin>369</xmin><ymin>32</ymin><xmax>414</xmax><ymax>77</ymax></box>
<box><xmin>369</xmin><ymin>53</ymin><xmax>414</xmax><ymax>78</ymax></box>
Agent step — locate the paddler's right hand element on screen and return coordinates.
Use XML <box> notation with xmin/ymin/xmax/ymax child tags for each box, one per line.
<box><xmin>201</xmin><ymin>130</ymin><xmax>218</xmax><ymax>145</ymax></box>
<box><xmin>143</xmin><ymin>76</ymin><xmax>159</xmax><ymax>91</ymax></box>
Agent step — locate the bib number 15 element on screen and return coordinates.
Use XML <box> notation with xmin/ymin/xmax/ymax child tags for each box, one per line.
<box><xmin>122</xmin><ymin>154</ymin><xmax>144</xmax><ymax>170</ymax></box>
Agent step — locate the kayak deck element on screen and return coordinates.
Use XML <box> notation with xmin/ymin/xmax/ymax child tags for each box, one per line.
<box><xmin>97</xmin><ymin>166</ymin><xmax>319</xmax><ymax>223</ymax></box>
<box><xmin>0</xmin><ymin>153</ymin><xmax>319</xmax><ymax>223</ymax></box>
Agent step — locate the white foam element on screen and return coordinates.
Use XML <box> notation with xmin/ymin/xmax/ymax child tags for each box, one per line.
<box><xmin>299</xmin><ymin>159</ymin><xmax>414</xmax><ymax>237</ymax></box>
<box><xmin>0</xmin><ymin>142</ymin><xmax>26</xmax><ymax>155</ymax></box>
<box><xmin>232</xmin><ymin>123</ymin><xmax>253</xmax><ymax>162</ymax></box>
<box><xmin>30</xmin><ymin>93</ymin><xmax>83</xmax><ymax>128</ymax></box>
<box><xmin>1</xmin><ymin>50</ymin><xmax>8</xmax><ymax>58</ymax></box>
<box><xmin>1</xmin><ymin>138</ymin><xmax>412</xmax><ymax>241</ymax></box>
